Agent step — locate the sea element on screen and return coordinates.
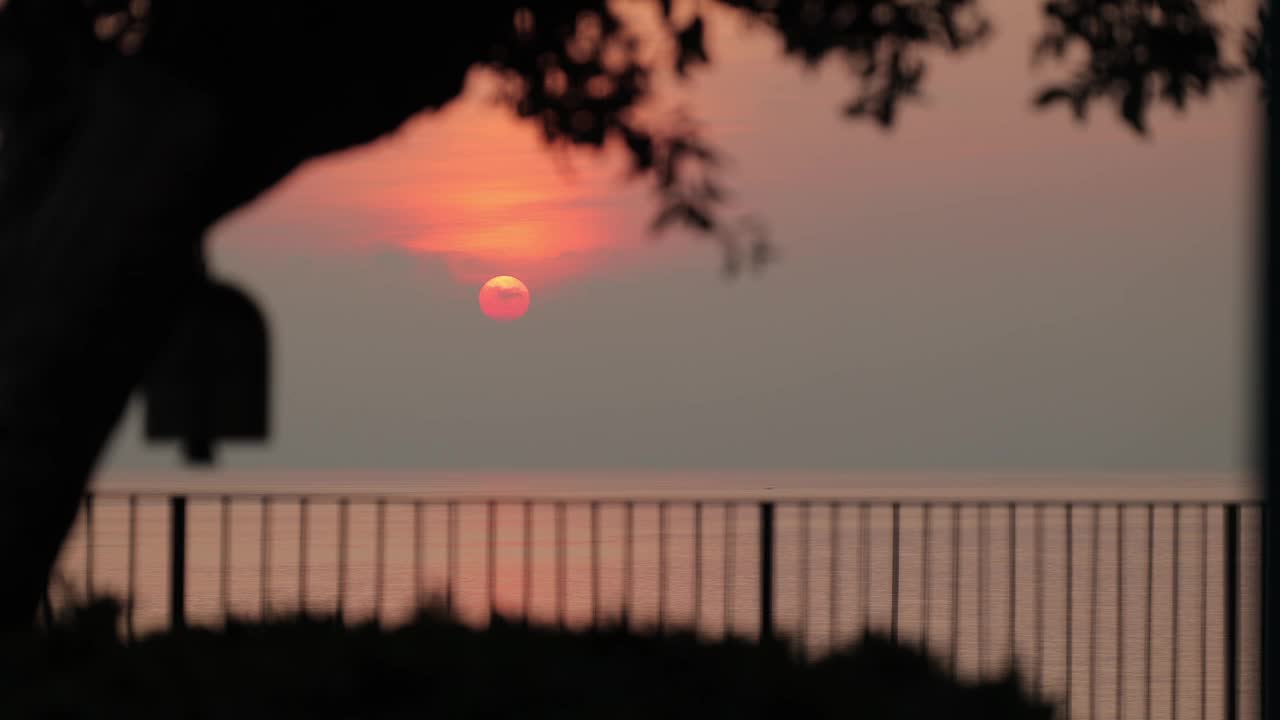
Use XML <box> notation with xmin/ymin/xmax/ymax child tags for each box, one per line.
<box><xmin>54</xmin><ymin>470</ymin><xmax>1262</xmax><ymax>720</ymax></box>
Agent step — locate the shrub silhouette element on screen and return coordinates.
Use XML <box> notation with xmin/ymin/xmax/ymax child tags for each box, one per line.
<box><xmin>1</xmin><ymin>599</ymin><xmax>1053</xmax><ymax>719</ymax></box>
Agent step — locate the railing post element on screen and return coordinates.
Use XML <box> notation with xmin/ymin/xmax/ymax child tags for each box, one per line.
<box><xmin>337</xmin><ymin>498</ymin><xmax>348</xmax><ymax>623</ymax></box>
<box><xmin>890</xmin><ymin>502</ymin><xmax>900</xmax><ymax>643</ymax></box>
<box><xmin>1263</xmin><ymin>502</ymin><xmax>1271</xmax><ymax>720</ymax></box>
<box><xmin>760</xmin><ymin>502</ymin><xmax>775</xmax><ymax>644</ymax></box>
<box><xmin>170</xmin><ymin>496</ymin><xmax>187</xmax><ymax>630</ymax></box>
<box><xmin>1226</xmin><ymin>504</ymin><xmax>1240</xmax><ymax>720</ymax></box>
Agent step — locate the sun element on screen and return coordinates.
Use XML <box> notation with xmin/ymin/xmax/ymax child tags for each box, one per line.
<box><xmin>478</xmin><ymin>275</ymin><xmax>531</xmax><ymax>321</ymax></box>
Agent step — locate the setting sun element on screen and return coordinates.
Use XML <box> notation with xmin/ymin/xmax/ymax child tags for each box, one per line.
<box><xmin>478</xmin><ymin>275</ymin><xmax>531</xmax><ymax>321</ymax></box>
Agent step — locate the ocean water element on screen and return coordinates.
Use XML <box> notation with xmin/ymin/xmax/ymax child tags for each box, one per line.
<box><xmin>54</xmin><ymin>470</ymin><xmax>1261</xmax><ymax>719</ymax></box>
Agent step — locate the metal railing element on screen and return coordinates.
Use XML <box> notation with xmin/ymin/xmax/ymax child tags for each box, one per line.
<box><xmin>57</xmin><ymin>494</ymin><xmax>1264</xmax><ymax>720</ymax></box>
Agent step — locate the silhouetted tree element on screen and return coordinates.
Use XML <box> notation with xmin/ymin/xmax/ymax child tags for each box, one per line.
<box><xmin>0</xmin><ymin>0</ymin><xmax>1264</xmax><ymax>630</ymax></box>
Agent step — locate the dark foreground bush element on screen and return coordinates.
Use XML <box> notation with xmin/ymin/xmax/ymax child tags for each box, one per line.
<box><xmin>1</xmin><ymin>600</ymin><xmax>1054</xmax><ymax>719</ymax></box>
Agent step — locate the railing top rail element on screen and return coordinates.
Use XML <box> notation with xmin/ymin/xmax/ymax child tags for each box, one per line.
<box><xmin>80</xmin><ymin>491</ymin><xmax>1266</xmax><ymax>507</ymax></box>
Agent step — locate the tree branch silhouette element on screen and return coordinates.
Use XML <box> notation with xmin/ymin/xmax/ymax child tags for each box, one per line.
<box><xmin>1032</xmin><ymin>0</ymin><xmax>1241</xmax><ymax>133</ymax></box>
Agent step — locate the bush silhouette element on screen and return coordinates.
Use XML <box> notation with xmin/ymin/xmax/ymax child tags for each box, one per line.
<box><xmin>1</xmin><ymin>599</ymin><xmax>1053</xmax><ymax>719</ymax></box>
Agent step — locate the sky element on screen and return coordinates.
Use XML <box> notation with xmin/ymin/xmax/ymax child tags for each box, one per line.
<box><xmin>105</xmin><ymin>2</ymin><xmax>1257</xmax><ymax>473</ymax></box>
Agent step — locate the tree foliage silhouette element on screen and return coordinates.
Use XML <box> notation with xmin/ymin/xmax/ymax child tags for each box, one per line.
<box><xmin>0</xmin><ymin>0</ymin><xmax>1265</xmax><ymax>629</ymax></box>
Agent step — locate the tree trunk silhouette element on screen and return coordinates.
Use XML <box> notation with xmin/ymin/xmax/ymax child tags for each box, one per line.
<box><xmin>0</xmin><ymin>3</ymin><xmax>478</xmax><ymax>629</ymax></box>
<box><xmin>0</xmin><ymin>62</ymin><xmax>216</xmax><ymax>629</ymax></box>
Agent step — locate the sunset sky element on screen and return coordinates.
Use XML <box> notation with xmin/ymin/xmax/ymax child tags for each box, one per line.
<box><xmin>106</xmin><ymin>2</ymin><xmax>1256</xmax><ymax>472</ymax></box>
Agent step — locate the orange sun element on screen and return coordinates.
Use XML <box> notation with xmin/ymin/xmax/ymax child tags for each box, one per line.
<box><xmin>478</xmin><ymin>275</ymin><xmax>531</xmax><ymax>321</ymax></box>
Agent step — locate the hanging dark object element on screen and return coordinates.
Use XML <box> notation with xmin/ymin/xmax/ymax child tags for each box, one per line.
<box><xmin>143</xmin><ymin>278</ymin><xmax>270</xmax><ymax>465</ymax></box>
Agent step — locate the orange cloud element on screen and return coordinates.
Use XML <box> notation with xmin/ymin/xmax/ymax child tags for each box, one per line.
<box><xmin>264</xmin><ymin>75</ymin><xmax>645</xmax><ymax>290</ymax></box>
